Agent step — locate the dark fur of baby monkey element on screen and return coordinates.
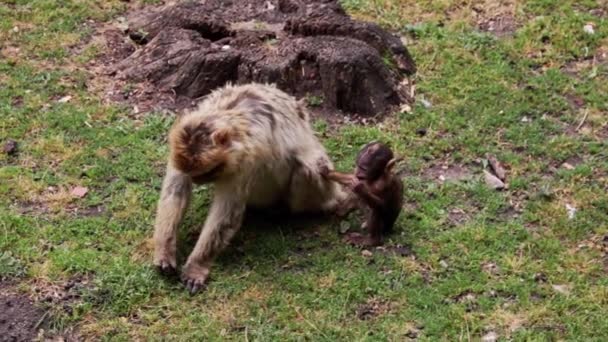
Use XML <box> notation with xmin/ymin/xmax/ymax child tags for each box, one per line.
<box><xmin>320</xmin><ymin>142</ymin><xmax>403</xmax><ymax>246</ymax></box>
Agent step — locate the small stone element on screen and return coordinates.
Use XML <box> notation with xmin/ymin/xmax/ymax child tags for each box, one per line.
<box><xmin>3</xmin><ymin>139</ymin><xmax>18</xmax><ymax>155</ymax></box>
<box><xmin>482</xmin><ymin>331</ymin><xmax>498</xmax><ymax>342</ymax></box>
<box><xmin>415</xmin><ymin>128</ymin><xmax>427</xmax><ymax>136</ymax></box>
<box><xmin>57</xmin><ymin>95</ymin><xmax>72</xmax><ymax>103</ymax></box>
<box><xmin>221</xmin><ymin>45</ymin><xmax>231</xmax><ymax>50</ymax></box>
<box><xmin>439</xmin><ymin>260</ymin><xmax>449</xmax><ymax>268</ymax></box>
<box><xmin>521</xmin><ymin>116</ymin><xmax>531</xmax><ymax>123</ymax></box>
<box><xmin>561</xmin><ymin>162</ymin><xmax>575</xmax><ymax>170</ymax></box>
<box><xmin>565</xmin><ymin>203</ymin><xmax>576</xmax><ymax>219</ymax></box>
<box><xmin>361</xmin><ymin>250</ymin><xmax>373</xmax><ymax>257</ymax></box>
<box><xmin>484</xmin><ymin>170</ymin><xmax>505</xmax><ymax>190</ymax></box>
<box><xmin>583</xmin><ymin>23</ymin><xmax>595</xmax><ymax>35</ymax></box>
<box><xmin>12</xmin><ymin>26</ymin><xmax>19</xmax><ymax>33</ymax></box>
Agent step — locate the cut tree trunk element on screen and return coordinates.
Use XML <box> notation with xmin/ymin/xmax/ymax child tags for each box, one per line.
<box><xmin>115</xmin><ymin>0</ymin><xmax>416</xmax><ymax>116</ymax></box>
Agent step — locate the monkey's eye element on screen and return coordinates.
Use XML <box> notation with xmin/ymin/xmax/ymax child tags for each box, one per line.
<box><xmin>192</xmin><ymin>162</ymin><xmax>226</xmax><ymax>184</ymax></box>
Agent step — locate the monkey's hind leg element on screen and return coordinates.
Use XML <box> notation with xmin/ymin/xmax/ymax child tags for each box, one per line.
<box><xmin>153</xmin><ymin>165</ymin><xmax>193</xmax><ymax>275</ymax></box>
<box><xmin>182</xmin><ymin>187</ymin><xmax>246</xmax><ymax>294</ymax></box>
<box><xmin>287</xmin><ymin>154</ymin><xmax>353</xmax><ymax>214</ymax></box>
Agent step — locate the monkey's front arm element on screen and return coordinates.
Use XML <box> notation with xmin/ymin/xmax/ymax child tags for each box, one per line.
<box><xmin>153</xmin><ymin>165</ymin><xmax>193</xmax><ymax>274</ymax></box>
<box><xmin>181</xmin><ymin>183</ymin><xmax>246</xmax><ymax>294</ymax></box>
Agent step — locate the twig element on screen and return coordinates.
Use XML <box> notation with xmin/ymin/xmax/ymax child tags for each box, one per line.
<box><xmin>34</xmin><ymin>310</ymin><xmax>49</xmax><ymax>330</ymax></box>
<box><xmin>576</xmin><ymin>109</ymin><xmax>589</xmax><ymax>131</ymax></box>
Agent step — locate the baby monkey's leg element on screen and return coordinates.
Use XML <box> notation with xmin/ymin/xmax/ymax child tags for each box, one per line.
<box><xmin>343</xmin><ymin>213</ymin><xmax>383</xmax><ymax>247</ymax></box>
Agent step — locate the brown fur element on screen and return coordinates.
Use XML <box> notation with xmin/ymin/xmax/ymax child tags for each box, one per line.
<box><xmin>153</xmin><ymin>83</ymin><xmax>352</xmax><ymax>293</ymax></box>
<box><xmin>320</xmin><ymin>142</ymin><xmax>403</xmax><ymax>246</ymax></box>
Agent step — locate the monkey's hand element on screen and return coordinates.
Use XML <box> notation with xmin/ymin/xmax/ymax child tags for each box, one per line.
<box><xmin>153</xmin><ymin>251</ymin><xmax>177</xmax><ymax>277</ymax></box>
<box><xmin>317</xmin><ymin>158</ymin><xmax>332</xmax><ymax>177</ymax></box>
<box><xmin>352</xmin><ymin>180</ymin><xmax>366</xmax><ymax>193</ymax></box>
<box><xmin>181</xmin><ymin>262</ymin><xmax>210</xmax><ymax>294</ymax></box>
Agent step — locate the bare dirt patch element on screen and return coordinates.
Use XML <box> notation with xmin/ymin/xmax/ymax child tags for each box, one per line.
<box><xmin>471</xmin><ymin>1</ymin><xmax>518</xmax><ymax>37</ymax></box>
<box><xmin>356</xmin><ymin>297</ymin><xmax>392</xmax><ymax>320</ymax></box>
<box><xmin>0</xmin><ymin>284</ymin><xmax>48</xmax><ymax>342</ymax></box>
<box><xmin>96</xmin><ymin>0</ymin><xmax>415</xmax><ymax>118</ymax></box>
<box><xmin>424</xmin><ymin>163</ymin><xmax>473</xmax><ymax>183</ymax></box>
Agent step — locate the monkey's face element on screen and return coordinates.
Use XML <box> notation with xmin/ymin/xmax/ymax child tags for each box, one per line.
<box><xmin>190</xmin><ymin>158</ymin><xmax>226</xmax><ymax>184</ymax></box>
<box><xmin>170</xmin><ymin>119</ymin><xmax>234</xmax><ymax>183</ymax></box>
<box><xmin>355</xmin><ymin>142</ymin><xmax>393</xmax><ymax>181</ymax></box>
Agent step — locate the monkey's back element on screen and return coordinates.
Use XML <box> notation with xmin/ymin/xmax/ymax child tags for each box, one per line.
<box><xmin>194</xmin><ymin>83</ymin><xmax>315</xmax><ymax>157</ymax></box>
<box><xmin>185</xmin><ymin>83</ymin><xmax>327</xmax><ymax>206</ymax></box>
<box><xmin>382</xmin><ymin>177</ymin><xmax>404</xmax><ymax>233</ymax></box>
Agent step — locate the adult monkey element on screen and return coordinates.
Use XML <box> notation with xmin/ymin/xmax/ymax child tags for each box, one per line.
<box><xmin>153</xmin><ymin>83</ymin><xmax>351</xmax><ymax>293</ymax></box>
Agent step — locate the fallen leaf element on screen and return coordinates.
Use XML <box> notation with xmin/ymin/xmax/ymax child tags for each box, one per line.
<box><xmin>484</xmin><ymin>170</ymin><xmax>505</xmax><ymax>190</ymax></box>
<box><xmin>486</xmin><ymin>154</ymin><xmax>506</xmax><ymax>181</ymax></box>
<box><xmin>71</xmin><ymin>186</ymin><xmax>88</xmax><ymax>198</ymax></box>
<box><xmin>361</xmin><ymin>250</ymin><xmax>373</xmax><ymax>257</ymax></box>
<box><xmin>481</xmin><ymin>331</ymin><xmax>498</xmax><ymax>342</ymax></box>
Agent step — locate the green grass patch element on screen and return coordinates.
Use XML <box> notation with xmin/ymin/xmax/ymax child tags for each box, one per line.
<box><xmin>1</xmin><ymin>0</ymin><xmax>607</xmax><ymax>340</ymax></box>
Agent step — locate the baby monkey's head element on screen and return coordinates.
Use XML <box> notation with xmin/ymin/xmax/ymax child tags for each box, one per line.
<box><xmin>355</xmin><ymin>142</ymin><xmax>395</xmax><ymax>181</ymax></box>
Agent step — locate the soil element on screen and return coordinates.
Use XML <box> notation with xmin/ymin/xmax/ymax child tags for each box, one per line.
<box><xmin>478</xmin><ymin>15</ymin><xmax>516</xmax><ymax>37</ymax></box>
<box><xmin>356</xmin><ymin>297</ymin><xmax>391</xmax><ymax>320</ymax></box>
<box><xmin>424</xmin><ymin>164</ymin><xmax>473</xmax><ymax>183</ymax></box>
<box><xmin>0</xmin><ymin>285</ymin><xmax>48</xmax><ymax>342</ymax></box>
<box><xmin>107</xmin><ymin>0</ymin><xmax>415</xmax><ymax>117</ymax></box>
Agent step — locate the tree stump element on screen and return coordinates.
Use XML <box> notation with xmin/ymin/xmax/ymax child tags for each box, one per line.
<box><xmin>115</xmin><ymin>0</ymin><xmax>416</xmax><ymax>116</ymax></box>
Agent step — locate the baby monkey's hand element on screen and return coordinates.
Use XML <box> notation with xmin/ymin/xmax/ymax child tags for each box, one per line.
<box><xmin>352</xmin><ymin>181</ymin><xmax>366</xmax><ymax>194</ymax></box>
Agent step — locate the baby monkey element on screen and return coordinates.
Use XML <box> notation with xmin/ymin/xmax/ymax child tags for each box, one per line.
<box><xmin>320</xmin><ymin>142</ymin><xmax>403</xmax><ymax>246</ymax></box>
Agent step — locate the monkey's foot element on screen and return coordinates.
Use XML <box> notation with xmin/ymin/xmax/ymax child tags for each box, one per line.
<box><xmin>153</xmin><ymin>253</ymin><xmax>177</xmax><ymax>276</ymax></box>
<box><xmin>343</xmin><ymin>232</ymin><xmax>382</xmax><ymax>247</ymax></box>
<box><xmin>181</xmin><ymin>262</ymin><xmax>210</xmax><ymax>294</ymax></box>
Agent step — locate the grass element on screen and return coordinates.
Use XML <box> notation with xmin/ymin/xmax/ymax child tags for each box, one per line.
<box><xmin>1</xmin><ymin>0</ymin><xmax>607</xmax><ymax>340</ymax></box>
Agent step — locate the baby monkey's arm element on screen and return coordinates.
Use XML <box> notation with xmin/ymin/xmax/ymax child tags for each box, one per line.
<box><xmin>326</xmin><ymin>171</ymin><xmax>357</xmax><ymax>186</ymax></box>
<box><xmin>353</xmin><ymin>183</ymin><xmax>385</xmax><ymax>208</ymax></box>
<box><xmin>318</xmin><ymin>159</ymin><xmax>356</xmax><ymax>186</ymax></box>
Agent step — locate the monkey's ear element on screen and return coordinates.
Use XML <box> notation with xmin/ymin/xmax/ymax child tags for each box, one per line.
<box><xmin>211</xmin><ymin>129</ymin><xmax>232</xmax><ymax>147</ymax></box>
<box><xmin>386</xmin><ymin>158</ymin><xmax>399</xmax><ymax>172</ymax></box>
